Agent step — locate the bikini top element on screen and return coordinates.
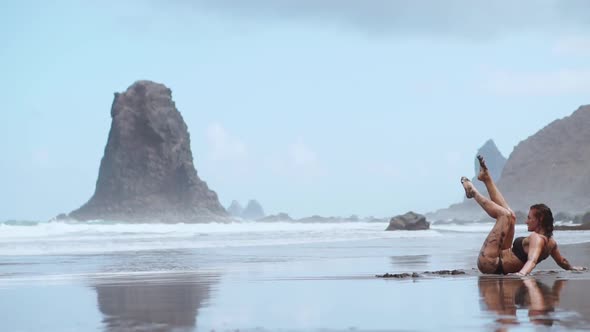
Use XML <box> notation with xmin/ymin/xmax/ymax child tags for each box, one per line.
<box><xmin>512</xmin><ymin>236</ymin><xmax>550</xmax><ymax>263</ymax></box>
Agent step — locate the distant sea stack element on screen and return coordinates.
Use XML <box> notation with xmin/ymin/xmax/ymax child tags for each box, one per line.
<box><xmin>226</xmin><ymin>199</ymin><xmax>265</xmax><ymax>219</ymax></box>
<box><xmin>227</xmin><ymin>200</ymin><xmax>244</xmax><ymax>217</ymax></box>
<box><xmin>69</xmin><ymin>80</ymin><xmax>228</xmax><ymax>223</ymax></box>
<box><xmin>241</xmin><ymin>200</ymin><xmax>265</xmax><ymax>220</ymax></box>
<box><xmin>469</xmin><ymin>139</ymin><xmax>506</xmax><ymax>198</ymax></box>
<box><xmin>497</xmin><ymin>105</ymin><xmax>590</xmax><ymax>214</ymax></box>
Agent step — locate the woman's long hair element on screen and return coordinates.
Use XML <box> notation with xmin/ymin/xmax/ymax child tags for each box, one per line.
<box><xmin>530</xmin><ymin>203</ymin><xmax>554</xmax><ymax>238</ymax></box>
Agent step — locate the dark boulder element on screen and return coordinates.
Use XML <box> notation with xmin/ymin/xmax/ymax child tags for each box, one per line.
<box><xmin>385</xmin><ymin>211</ymin><xmax>430</xmax><ymax>231</ymax></box>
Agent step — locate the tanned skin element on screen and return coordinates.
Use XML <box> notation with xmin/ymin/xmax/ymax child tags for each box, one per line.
<box><xmin>461</xmin><ymin>155</ymin><xmax>585</xmax><ymax>276</ymax></box>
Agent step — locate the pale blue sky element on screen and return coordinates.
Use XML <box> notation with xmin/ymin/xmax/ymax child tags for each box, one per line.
<box><xmin>2</xmin><ymin>1</ymin><xmax>589</xmax><ymax>220</ymax></box>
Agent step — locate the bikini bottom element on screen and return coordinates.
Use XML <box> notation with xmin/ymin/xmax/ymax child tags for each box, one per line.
<box><xmin>494</xmin><ymin>256</ymin><xmax>506</xmax><ymax>275</ymax></box>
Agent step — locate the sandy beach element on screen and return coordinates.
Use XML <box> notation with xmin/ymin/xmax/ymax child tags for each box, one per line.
<box><xmin>1</xmin><ymin>222</ymin><xmax>589</xmax><ymax>331</ymax></box>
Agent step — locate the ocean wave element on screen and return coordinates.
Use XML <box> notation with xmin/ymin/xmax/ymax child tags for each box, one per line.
<box><xmin>0</xmin><ymin>220</ymin><xmax>443</xmax><ymax>255</ymax></box>
<box><xmin>1</xmin><ymin>220</ymin><xmax>587</xmax><ymax>256</ymax></box>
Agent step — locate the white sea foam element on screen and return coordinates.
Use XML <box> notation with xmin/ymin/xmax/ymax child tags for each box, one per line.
<box><xmin>0</xmin><ymin>220</ymin><xmax>442</xmax><ymax>256</ymax></box>
<box><xmin>1</xmin><ymin>220</ymin><xmax>588</xmax><ymax>256</ymax></box>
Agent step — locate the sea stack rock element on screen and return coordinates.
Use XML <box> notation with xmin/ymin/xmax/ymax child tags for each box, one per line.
<box><xmin>469</xmin><ymin>139</ymin><xmax>506</xmax><ymax>197</ymax></box>
<box><xmin>497</xmin><ymin>105</ymin><xmax>590</xmax><ymax>214</ymax></box>
<box><xmin>241</xmin><ymin>200</ymin><xmax>265</xmax><ymax>220</ymax></box>
<box><xmin>69</xmin><ymin>80</ymin><xmax>228</xmax><ymax>223</ymax></box>
<box><xmin>227</xmin><ymin>200</ymin><xmax>244</xmax><ymax>217</ymax></box>
<box><xmin>385</xmin><ymin>212</ymin><xmax>430</xmax><ymax>231</ymax></box>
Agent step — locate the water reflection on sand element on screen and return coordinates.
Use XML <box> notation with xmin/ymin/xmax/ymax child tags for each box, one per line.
<box><xmin>92</xmin><ymin>271</ymin><xmax>219</xmax><ymax>332</ymax></box>
<box><xmin>478</xmin><ymin>276</ymin><xmax>590</xmax><ymax>330</ymax></box>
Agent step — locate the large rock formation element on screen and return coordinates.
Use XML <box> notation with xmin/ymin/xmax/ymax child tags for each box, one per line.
<box><xmin>497</xmin><ymin>105</ymin><xmax>590</xmax><ymax>214</ymax></box>
<box><xmin>69</xmin><ymin>80</ymin><xmax>228</xmax><ymax>223</ymax></box>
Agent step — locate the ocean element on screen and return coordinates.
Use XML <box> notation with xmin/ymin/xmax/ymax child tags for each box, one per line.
<box><xmin>1</xmin><ymin>220</ymin><xmax>590</xmax><ymax>331</ymax></box>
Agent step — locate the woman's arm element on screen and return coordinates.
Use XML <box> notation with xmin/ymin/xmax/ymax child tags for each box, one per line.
<box><xmin>550</xmin><ymin>245</ymin><xmax>585</xmax><ymax>271</ymax></box>
<box><xmin>522</xmin><ymin>278</ymin><xmax>547</xmax><ymax>311</ymax></box>
<box><xmin>518</xmin><ymin>235</ymin><xmax>544</xmax><ymax>275</ymax></box>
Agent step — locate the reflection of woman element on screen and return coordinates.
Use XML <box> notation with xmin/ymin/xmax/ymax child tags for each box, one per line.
<box><xmin>518</xmin><ymin>278</ymin><xmax>565</xmax><ymax>326</ymax></box>
<box><xmin>478</xmin><ymin>277</ymin><xmax>565</xmax><ymax>327</ymax></box>
<box><xmin>478</xmin><ymin>277</ymin><xmax>521</xmax><ymax>326</ymax></box>
<box><xmin>461</xmin><ymin>156</ymin><xmax>586</xmax><ymax>275</ymax></box>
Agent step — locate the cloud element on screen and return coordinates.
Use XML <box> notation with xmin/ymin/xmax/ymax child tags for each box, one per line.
<box><xmin>267</xmin><ymin>138</ymin><xmax>321</xmax><ymax>180</ymax></box>
<box><xmin>482</xmin><ymin>68</ymin><xmax>590</xmax><ymax>96</ymax></box>
<box><xmin>553</xmin><ymin>36</ymin><xmax>590</xmax><ymax>56</ymax></box>
<box><xmin>205</xmin><ymin>123</ymin><xmax>248</xmax><ymax>161</ymax></box>
<box><xmin>179</xmin><ymin>0</ymin><xmax>590</xmax><ymax>39</ymax></box>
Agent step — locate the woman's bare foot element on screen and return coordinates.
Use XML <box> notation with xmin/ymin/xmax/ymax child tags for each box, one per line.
<box><xmin>461</xmin><ymin>176</ymin><xmax>476</xmax><ymax>199</ymax></box>
<box><xmin>477</xmin><ymin>155</ymin><xmax>491</xmax><ymax>182</ymax></box>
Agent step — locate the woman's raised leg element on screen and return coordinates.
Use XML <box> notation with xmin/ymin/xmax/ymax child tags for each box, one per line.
<box><xmin>462</xmin><ymin>177</ymin><xmax>515</xmax><ymax>273</ymax></box>
<box><xmin>476</xmin><ymin>155</ymin><xmax>516</xmax><ymax>249</ymax></box>
<box><xmin>477</xmin><ymin>155</ymin><xmax>511</xmax><ymax>211</ymax></box>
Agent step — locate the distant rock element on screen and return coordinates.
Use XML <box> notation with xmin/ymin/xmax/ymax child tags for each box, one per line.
<box><xmin>296</xmin><ymin>215</ymin><xmax>335</xmax><ymax>223</ymax></box>
<box><xmin>241</xmin><ymin>200</ymin><xmax>265</xmax><ymax>220</ymax></box>
<box><xmin>365</xmin><ymin>216</ymin><xmax>389</xmax><ymax>223</ymax></box>
<box><xmin>469</xmin><ymin>139</ymin><xmax>506</xmax><ymax>198</ymax></box>
<box><xmin>257</xmin><ymin>213</ymin><xmax>293</xmax><ymax>222</ymax></box>
<box><xmin>227</xmin><ymin>200</ymin><xmax>244</xmax><ymax>217</ymax></box>
<box><xmin>385</xmin><ymin>212</ymin><xmax>430</xmax><ymax>231</ymax></box>
<box><xmin>346</xmin><ymin>214</ymin><xmax>360</xmax><ymax>222</ymax></box>
<box><xmin>68</xmin><ymin>80</ymin><xmax>228</xmax><ymax>223</ymax></box>
<box><xmin>497</xmin><ymin>105</ymin><xmax>590</xmax><ymax>214</ymax></box>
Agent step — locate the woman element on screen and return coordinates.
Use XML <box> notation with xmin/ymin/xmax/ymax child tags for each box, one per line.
<box><xmin>461</xmin><ymin>155</ymin><xmax>585</xmax><ymax>275</ymax></box>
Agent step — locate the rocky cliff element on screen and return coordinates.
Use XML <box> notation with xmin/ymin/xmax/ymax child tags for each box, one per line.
<box><xmin>69</xmin><ymin>80</ymin><xmax>228</xmax><ymax>223</ymax></box>
<box><xmin>497</xmin><ymin>105</ymin><xmax>590</xmax><ymax>214</ymax></box>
